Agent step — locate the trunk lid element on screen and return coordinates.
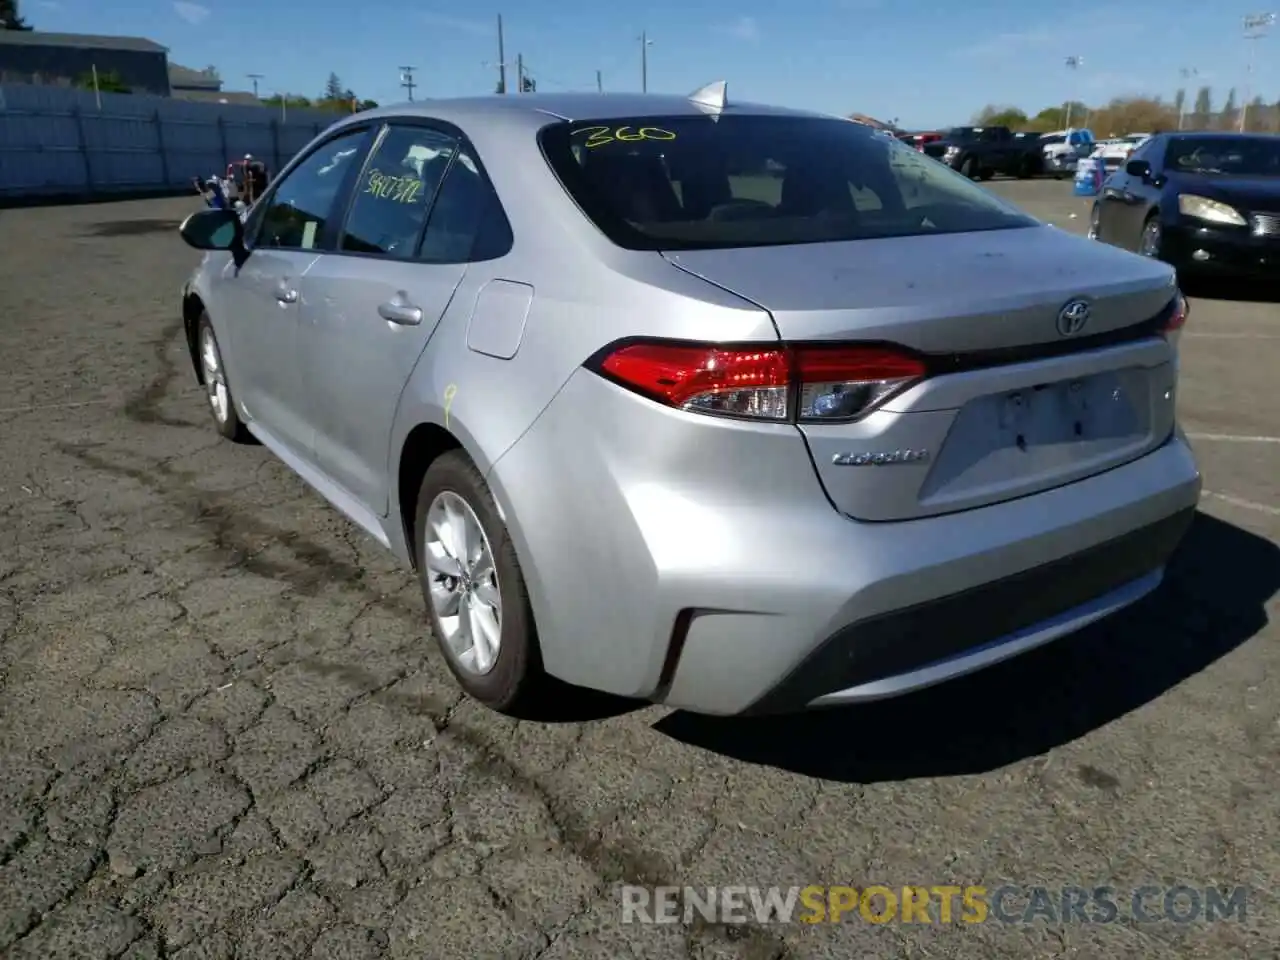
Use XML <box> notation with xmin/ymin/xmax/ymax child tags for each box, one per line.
<box><xmin>664</xmin><ymin>225</ymin><xmax>1181</xmax><ymax>522</ymax></box>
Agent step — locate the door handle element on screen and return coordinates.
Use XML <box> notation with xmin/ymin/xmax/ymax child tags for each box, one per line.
<box><xmin>378</xmin><ymin>301</ymin><xmax>423</xmax><ymax>326</ymax></box>
<box><xmin>275</xmin><ymin>286</ymin><xmax>298</xmax><ymax>304</ymax></box>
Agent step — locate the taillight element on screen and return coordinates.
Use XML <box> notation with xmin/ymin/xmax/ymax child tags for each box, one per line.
<box><xmin>590</xmin><ymin>341</ymin><xmax>928</xmax><ymax>423</ymax></box>
<box><xmin>1162</xmin><ymin>292</ymin><xmax>1189</xmax><ymax>334</ymax></box>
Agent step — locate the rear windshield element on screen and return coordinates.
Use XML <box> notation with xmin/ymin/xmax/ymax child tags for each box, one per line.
<box><xmin>538</xmin><ymin>115</ymin><xmax>1038</xmax><ymax>252</ymax></box>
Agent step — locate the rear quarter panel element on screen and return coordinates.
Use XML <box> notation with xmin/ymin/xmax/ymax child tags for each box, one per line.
<box><xmin>386</xmin><ymin>109</ymin><xmax>777</xmax><ymax>543</ymax></box>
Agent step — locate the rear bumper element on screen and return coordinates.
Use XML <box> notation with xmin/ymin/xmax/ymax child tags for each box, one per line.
<box><xmin>743</xmin><ymin>507</ymin><xmax>1192</xmax><ymax>714</ymax></box>
<box><xmin>490</xmin><ymin>370</ymin><xmax>1202</xmax><ymax>716</ymax></box>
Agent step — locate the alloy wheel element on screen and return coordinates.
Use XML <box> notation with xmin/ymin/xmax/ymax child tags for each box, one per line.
<box><xmin>199</xmin><ymin>326</ymin><xmax>230</xmax><ymax>424</ymax></box>
<box><xmin>424</xmin><ymin>490</ymin><xmax>503</xmax><ymax>675</ymax></box>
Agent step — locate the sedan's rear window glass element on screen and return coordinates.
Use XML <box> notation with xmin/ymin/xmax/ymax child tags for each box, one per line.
<box><xmin>538</xmin><ymin>115</ymin><xmax>1037</xmax><ymax>251</ymax></box>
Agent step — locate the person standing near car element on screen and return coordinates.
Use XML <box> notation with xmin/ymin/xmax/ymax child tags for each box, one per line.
<box><xmin>240</xmin><ymin>154</ymin><xmax>271</xmax><ymax>205</ymax></box>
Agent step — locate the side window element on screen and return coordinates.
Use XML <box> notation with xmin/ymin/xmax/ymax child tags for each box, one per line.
<box><xmin>255</xmin><ymin>130</ymin><xmax>369</xmax><ymax>251</ymax></box>
<box><xmin>341</xmin><ymin>125</ymin><xmax>458</xmax><ymax>259</ymax></box>
<box><xmin>418</xmin><ymin>145</ymin><xmax>513</xmax><ymax>263</ymax></box>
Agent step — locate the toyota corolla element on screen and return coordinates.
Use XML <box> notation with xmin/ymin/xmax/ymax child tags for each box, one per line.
<box><xmin>176</xmin><ymin>84</ymin><xmax>1200</xmax><ymax>717</ymax></box>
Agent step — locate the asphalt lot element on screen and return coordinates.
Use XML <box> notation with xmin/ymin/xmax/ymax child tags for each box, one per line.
<box><xmin>0</xmin><ymin>180</ymin><xmax>1277</xmax><ymax>960</ymax></box>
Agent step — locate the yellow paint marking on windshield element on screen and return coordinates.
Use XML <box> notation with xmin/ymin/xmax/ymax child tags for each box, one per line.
<box><xmin>572</xmin><ymin>125</ymin><xmax>677</xmax><ymax>149</ymax></box>
<box><xmin>443</xmin><ymin>384</ymin><xmax>458</xmax><ymax>429</ymax></box>
<box><xmin>364</xmin><ymin>169</ymin><xmax>424</xmax><ymax>203</ymax></box>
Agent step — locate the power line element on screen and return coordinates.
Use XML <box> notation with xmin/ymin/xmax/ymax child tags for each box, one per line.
<box><xmin>398</xmin><ymin>65</ymin><xmax>417</xmax><ymax>101</ymax></box>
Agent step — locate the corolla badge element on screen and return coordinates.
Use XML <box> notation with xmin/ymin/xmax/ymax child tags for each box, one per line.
<box><xmin>1056</xmin><ymin>298</ymin><xmax>1091</xmax><ymax>337</ymax></box>
<box><xmin>832</xmin><ymin>449</ymin><xmax>930</xmax><ymax>466</ymax></box>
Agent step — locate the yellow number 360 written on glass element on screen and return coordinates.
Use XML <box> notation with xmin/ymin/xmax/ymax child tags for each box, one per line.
<box><xmin>573</xmin><ymin>125</ymin><xmax>677</xmax><ymax>148</ymax></box>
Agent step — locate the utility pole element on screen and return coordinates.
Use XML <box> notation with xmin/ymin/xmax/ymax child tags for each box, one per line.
<box><xmin>516</xmin><ymin>53</ymin><xmax>524</xmax><ymax>92</ymax></box>
<box><xmin>398</xmin><ymin>66</ymin><xmax>417</xmax><ymax>101</ymax></box>
<box><xmin>596</xmin><ymin>69</ymin><xmax>603</xmax><ymax>93</ymax></box>
<box><xmin>1177</xmin><ymin>67</ymin><xmax>1197</xmax><ymax>130</ymax></box>
<box><xmin>496</xmin><ymin>14</ymin><xmax>507</xmax><ymax>94</ymax></box>
<box><xmin>247</xmin><ymin>73</ymin><xmax>263</xmax><ymax>99</ymax></box>
<box><xmin>639</xmin><ymin>31</ymin><xmax>652</xmax><ymax>92</ymax></box>
<box><xmin>1062</xmin><ymin>55</ymin><xmax>1082</xmax><ymax>129</ymax></box>
<box><xmin>1241</xmin><ymin>13</ymin><xmax>1275</xmax><ymax>132</ymax></box>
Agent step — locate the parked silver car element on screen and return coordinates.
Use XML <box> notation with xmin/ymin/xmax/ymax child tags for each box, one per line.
<box><xmin>177</xmin><ymin>86</ymin><xmax>1200</xmax><ymax>718</ymax></box>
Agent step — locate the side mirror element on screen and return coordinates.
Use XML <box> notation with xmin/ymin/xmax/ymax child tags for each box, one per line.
<box><xmin>179</xmin><ymin>208</ymin><xmax>248</xmax><ymax>264</ymax></box>
<box><xmin>1125</xmin><ymin>159</ymin><xmax>1152</xmax><ymax>180</ymax></box>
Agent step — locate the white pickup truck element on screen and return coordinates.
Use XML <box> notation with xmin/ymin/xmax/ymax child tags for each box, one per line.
<box><xmin>1040</xmin><ymin>128</ymin><xmax>1097</xmax><ymax>178</ymax></box>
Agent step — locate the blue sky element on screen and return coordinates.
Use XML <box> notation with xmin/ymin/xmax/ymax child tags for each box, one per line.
<box><xmin>25</xmin><ymin>0</ymin><xmax>1280</xmax><ymax>128</ymax></box>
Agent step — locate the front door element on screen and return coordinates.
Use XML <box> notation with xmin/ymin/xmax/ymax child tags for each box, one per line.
<box><xmin>226</xmin><ymin>126</ymin><xmax>372</xmax><ymax>456</ymax></box>
<box><xmin>302</xmin><ymin>123</ymin><xmax>493</xmax><ymax>515</ymax></box>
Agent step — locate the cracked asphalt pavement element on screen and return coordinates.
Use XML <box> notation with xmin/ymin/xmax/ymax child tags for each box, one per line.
<box><xmin>0</xmin><ymin>183</ymin><xmax>1277</xmax><ymax>960</ymax></box>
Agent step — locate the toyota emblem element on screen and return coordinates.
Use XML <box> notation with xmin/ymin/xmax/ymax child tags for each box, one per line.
<box><xmin>1057</xmin><ymin>299</ymin><xmax>1091</xmax><ymax>337</ymax></box>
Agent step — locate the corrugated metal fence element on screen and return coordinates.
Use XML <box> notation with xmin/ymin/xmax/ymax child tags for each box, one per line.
<box><xmin>0</xmin><ymin>83</ymin><xmax>350</xmax><ymax>198</ymax></box>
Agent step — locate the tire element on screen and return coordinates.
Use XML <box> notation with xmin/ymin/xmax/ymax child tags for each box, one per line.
<box><xmin>414</xmin><ymin>450</ymin><xmax>546</xmax><ymax>715</ymax></box>
<box><xmin>195</xmin><ymin>313</ymin><xmax>252</xmax><ymax>442</ymax></box>
<box><xmin>959</xmin><ymin>157</ymin><xmax>978</xmax><ymax>179</ymax></box>
<box><xmin>1087</xmin><ymin>204</ymin><xmax>1101</xmax><ymax>240</ymax></box>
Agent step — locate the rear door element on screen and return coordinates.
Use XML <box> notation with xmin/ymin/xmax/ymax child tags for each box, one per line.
<box><xmin>299</xmin><ymin>121</ymin><xmax>505</xmax><ymax>515</ymax></box>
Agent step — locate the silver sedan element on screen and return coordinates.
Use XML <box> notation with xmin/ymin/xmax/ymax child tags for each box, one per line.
<box><xmin>177</xmin><ymin>84</ymin><xmax>1200</xmax><ymax>718</ymax></box>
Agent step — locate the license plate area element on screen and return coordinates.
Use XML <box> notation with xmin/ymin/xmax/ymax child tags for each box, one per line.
<box><xmin>917</xmin><ymin>367</ymin><xmax>1158</xmax><ymax>508</ymax></box>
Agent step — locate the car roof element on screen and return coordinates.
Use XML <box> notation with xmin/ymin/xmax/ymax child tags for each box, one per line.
<box><xmin>1162</xmin><ymin>130</ymin><xmax>1280</xmax><ymax>140</ymax></box>
<box><xmin>346</xmin><ymin>92</ymin><xmax>834</xmax><ymax>127</ymax></box>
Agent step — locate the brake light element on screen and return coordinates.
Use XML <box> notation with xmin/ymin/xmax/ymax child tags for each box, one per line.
<box><xmin>591</xmin><ymin>341</ymin><xmax>928</xmax><ymax>422</ymax></box>
<box><xmin>1162</xmin><ymin>292</ymin><xmax>1189</xmax><ymax>334</ymax></box>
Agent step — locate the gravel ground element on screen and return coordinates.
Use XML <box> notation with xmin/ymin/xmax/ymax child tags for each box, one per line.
<box><xmin>0</xmin><ymin>181</ymin><xmax>1276</xmax><ymax>960</ymax></box>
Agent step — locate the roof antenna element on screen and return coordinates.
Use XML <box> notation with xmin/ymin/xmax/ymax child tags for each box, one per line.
<box><xmin>688</xmin><ymin>80</ymin><xmax>727</xmax><ymax>117</ymax></box>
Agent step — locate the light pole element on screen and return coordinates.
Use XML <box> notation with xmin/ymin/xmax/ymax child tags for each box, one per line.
<box><xmin>247</xmin><ymin>73</ymin><xmax>263</xmax><ymax>99</ymax></box>
<box><xmin>1241</xmin><ymin>13</ymin><xmax>1275</xmax><ymax>132</ymax></box>
<box><xmin>1063</xmin><ymin>56</ymin><xmax>1083</xmax><ymax>129</ymax></box>
<box><xmin>639</xmin><ymin>31</ymin><xmax>652</xmax><ymax>92</ymax></box>
<box><xmin>1177</xmin><ymin>67</ymin><xmax>1197</xmax><ymax>129</ymax></box>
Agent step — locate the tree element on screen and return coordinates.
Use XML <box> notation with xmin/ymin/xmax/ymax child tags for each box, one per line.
<box><xmin>1220</xmin><ymin>88</ymin><xmax>1238</xmax><ymax>131</ymax></box>
<box><xmin>1246</xmin><ymin>95</ymin><xmax>1267</xmax><ymax>132</ymax></box>
<box><xmin>0</xmin><ymin>0</ymin><xmax>32</xmax><ymax>29</ymax></box>
<box><xmin>521</xmin><ymin>75</ymin><xmax>536</xmax><ymax>93</ymax></box>
<box><xmin>263</xmin><ymin>94</ymin><xmax>313</xmax><ymax>109</ymax></box>
<box><xmin>76</xmin><ymin>69</ymin><xmax>131</xmax><ymax>94</ymax></box>
<box><xmin>323</xmin><ymin>72</ymin><xmax>344</xmax><ymax>101</ymax></box>
<box><xmin>1191</xmin><ymin>86</ymin><xmax>1213</xmax><ymax>129</ymax></box>
<box><xmin>357</xmin><ymin>99</ymin><xmax>378</xmax><ymax>111</ymax></box>
<box><xmin>1172</xmin><ymin>89</ymin><xmax>1186</xmax><ymax>121</ymax></box>
<box><xmin>973</xmin><ymin>104</ymin><xmax>1027</xmax><ymax>128</ymax></box>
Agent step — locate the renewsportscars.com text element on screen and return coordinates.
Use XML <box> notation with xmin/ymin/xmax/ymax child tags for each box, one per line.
<box><xmin>621</xmin><ymin>884</ymin><xmax>1249</xmax><ymax>925</ymax></box>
